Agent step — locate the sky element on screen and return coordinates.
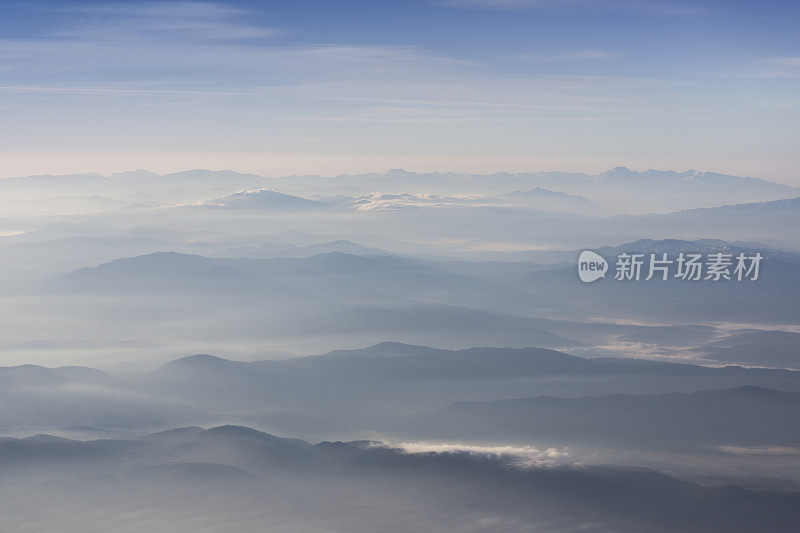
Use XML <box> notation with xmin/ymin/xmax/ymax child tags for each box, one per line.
<box><xmin>0</xmin><ymin>0</ymin><xmax>798</xmax><ymax>183</ymax></box>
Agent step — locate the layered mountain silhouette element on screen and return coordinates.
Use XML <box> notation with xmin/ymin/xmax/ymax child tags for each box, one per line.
<box><xmin>3</xmin><ymin>162</ymin><xmax>800</xmax><ymax>532</ymax></box>
<box><xmin>1</xmin><ymin>424</ymin><xmax>799</xmax><ymax>533</ymax></box>
<box><xmin>6</xmin><ymin>342</ymin><xmax>800</xmax><ymax>442</ymax></box>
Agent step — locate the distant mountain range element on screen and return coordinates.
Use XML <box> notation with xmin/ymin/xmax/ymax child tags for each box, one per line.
<box><xmin>271</xmin><ymin>167</ymin><xmax>799</xmax><ymax>213</ymax></box>
<box><xmin>595</xmin><ymin>167</ymin><xmax>788</xmax><ymax>187</ymax></box>
<box><xmin>3</xmin><ymin>167</ymin><xmax>797</xmax><ymax>215</ymax></box>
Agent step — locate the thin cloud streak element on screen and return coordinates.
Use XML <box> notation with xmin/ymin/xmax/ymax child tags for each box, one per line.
<box><xmin>379</xmin><ymin>440</ymin><xmax>570</xmax><ymax>467</ymax></box>
<box><xmin>0</xmin><ymin>0</ymin><xmax>792</xmax><ymax>179</ymax></box>
<box><xmin>59</xmin><ymin>1</ymin><xmax>277</xmax><ymax>42</ymax></box>
<box><xmin>0</xmin><ymin>85</ymin><xmax>273</xmax><ymax>97</ymax></box>
<box><xmin>514</xmin><ymin>49</ymin><xmax>615</xmax><ymax>62</ymax></box>
<box><xmin>440</xmin><ymin>0</ymin><xmax>700</xmax><ymax>14</ymax></box>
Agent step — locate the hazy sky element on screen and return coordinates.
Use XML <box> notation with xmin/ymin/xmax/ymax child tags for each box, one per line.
<box><xmin>1</xmin><ymin>0</ymin><xmax>798</xmax><ymax>183</ymax></box>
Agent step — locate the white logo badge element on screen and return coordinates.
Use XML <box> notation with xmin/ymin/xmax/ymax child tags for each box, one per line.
<box><xmin>578</xmin><ymin>250</ymin><xmax>608</xmax><ymax>283</ymax></box>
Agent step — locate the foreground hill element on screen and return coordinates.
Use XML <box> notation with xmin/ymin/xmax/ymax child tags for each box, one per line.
<box><xmin>1</xmin><ymin>425</ymin><xmax>799</xmax><ymax>532</ymax></box>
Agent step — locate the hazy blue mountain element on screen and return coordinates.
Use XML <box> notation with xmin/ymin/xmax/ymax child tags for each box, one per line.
<box><xmin>108</xmin><ymin>169</ymin><xmax>161</xmax><ymax>180</ymax></box>
<box><xmin>692</xmin><ymin>330</ymin><xmax>800</xmax><ymax>369</ymax></box>
<box><xmin>505</xmin><ymin>187</ymin><xmax>595</xmax><ymax>201</ymax></box>
<box><xmin>617</xmin><ymin>197</ymin><xmax>800</xmax><ymax>247</ymax></box>
<box><xmin>268</xmin><ymin>167</ymin><xmax>798</xmax><ymax>213</ymax></box>
<box><xmin>0</xmin><ymin>234</ymin><xmax>178</xmax><ymax>276</ymax></box>
<box><xmin>35</xmin><ymin>243</ymin><xmax>736</xmax><ymax>353</ymax></box>
<box><xmin>50</xmin><ymin>251</ymin><xmax>421</xmax><ymax>289</ymax></box>
<box><xmin>146</xmin><ymin>354</ymin><xmax>294</xmax><ymax>411</ymax></box>
<box><xmin>502</xmin><ymin>187</ymin><xmax>602</xmax><ymax>213</ymax></box>
<box><xmin>203</xmin><ymin>189</ymin><xmax>325</xmax><ymax>210</ymax></box>
<box><xmin>0</xmin><ymin>363</ymin><xmax>201</xmax><ymax>431</ymax></box>
<box><xmin>281</xmin><ymin>167</ymin><xmax>797</xmax><ymax>197</ymax></box>
<box><xmin>677</xmin><ymin>196</ymin><xmax>800</xmax><ymax>214</ymax></box>
<box><xmin>0</xmin><ymin>195</ymin><xmax>125</xmax><ymax>216</ymax></box>
<box><xmin>596</xmin><ymin>167</ymin><xmax>794</xmax><ymax>190</ymax></box>
<box><xmin>328</xmin><ymin>194</ymin><xmax>800</xmax><ymax>252</ymax></box>
<box><xmin>215</xmin><ymin>239</ymin><xmax>390</xmax><ymax>259</ymax></box>
<box><xmin>587</xmin><ymin>168</ymin><xmax>799</xmax><ymax>212</ymax></box>
<box><xmin>0</xmin><ymin>222</ymin><xmax>173</xmax><ymax>243</ymax></box>
<box><xmin>0</xmin><ymin>170</ymin><xmax>270</xmax><ymax>204</ymax></box>
<box><xmin>406</xmin><ymin>386</ymin><xmax>800</xmax><ymax>448</ymax></box>
<box><xmin>288</xmin><ymin>343</ymin><xmax>800</xmax><ymax>387</ymax></box>
<box><xmin>131</xmin><ymin>343</ymin><xmax>800</xmax><ymax>433</ymax></box>
<box><xmin>48</xmin><ymin>252</ymin><xmax>272</xmax><ymax>294</ymax></box>
<box><xmin>529</xmin><ymin>238</ymin><xmax>800</xmax><ymax>323</ymax></box>
<box><xmin>0</xmin><ymin>173</ymin><xmax>108</xmax><ymax>192</ymax></box>
<box><xmin>275</xmin><ymin>343</ymin><xmax>595</xmax><ymax>379</ymax></box>
<box><xmin>0</xmin><ymin>364</ymin><xmax>120</xmax><ymax>389</ymax></box>
<box><xmin>45</xmin><ymin>251</ymin><xmax>441</xmax><ymax>310</ymax></box>
<box><xmin>596</xmin><ymin>237</ymin><xmax>779</xmax><ymax>256</ymax></box>
<box><xmin>296</xmin><ymin>239</ymin><xmax>385</xmax><ymax>255</ymax></box>
<box><xmin>307</xmin><ymin>301</ymin><xmax>719</xmax><ymax>347</ymax></box>
<box><xmin>8</xmin><ymin>342</ymin><xmax>800</xmax><ymax>436</ymax></box>
<box><xmin>0</xmin><ymin>225</ymin><xmax>394</xmax><ymax>278</ymax></box>
<box><xmin>44</xmin><ymin>250</ymin><xmax>571</xmax><ymax>318</ymax></box>
<box><xmin>158</xmin><ymin>169</ymin><xmax>267</xmax><ymax>187</ymax></box>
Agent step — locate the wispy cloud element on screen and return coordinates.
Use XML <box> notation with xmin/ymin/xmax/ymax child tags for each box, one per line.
<box><xmin>0</xmin><ymin>1</ymin><xmax>788</xmax><ymax>179</ymax></box>
<box><xmin>514</xmin><ymin>49</ymin><xmax>615</xmax><ymax>62</ymax></box>
<box><xmin>379</xmin><ymin>441</ymin><xmax>570</xmax><ymax>467</ymax></box>
<box><xmin>719</xmin><ymin>445</ymin><xmax>800</xmax><ymax>456</ymax></box>
<box><xmin>69</xmin><ymin>1</ymin><xmax>246</xmax><ymax>18</ymax></box>
<box><xmin>440</xmin><ymin>0</ymin><xmax>699</xmax><ymax>14</ymax></box>
<box><xmin>298</xmin><ymin>44</ymin><xmax>474</xmax><ymax>69</ymax></box>
<box><xmin>756</xmin><ymin>56</ymin><xmax>800</xmax><ymax>78</ymax></box>
<box><xmin>0</xmin><ymin>85</ymin><xmax>273</xmax><ymax>97</ymax></box>
<box><xmin>441</xmin><ymin>0</ymin><xmax>559</xmax><ymax>7</ymax></box>
<box><xmin>772</xmin><ymin>57</ymin><xmax>800</xmax><ymax>68</ymax></box>
<box><xmin>60</xmin><ymin>2</ymin><xmax>277</xmax><ymax>42</ymax></box>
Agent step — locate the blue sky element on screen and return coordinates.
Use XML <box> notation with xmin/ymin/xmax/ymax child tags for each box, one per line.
<box><xmin>1</xmin><ymin>0</ymin><xmax>798</xmax><ymax>182</ymax></box>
